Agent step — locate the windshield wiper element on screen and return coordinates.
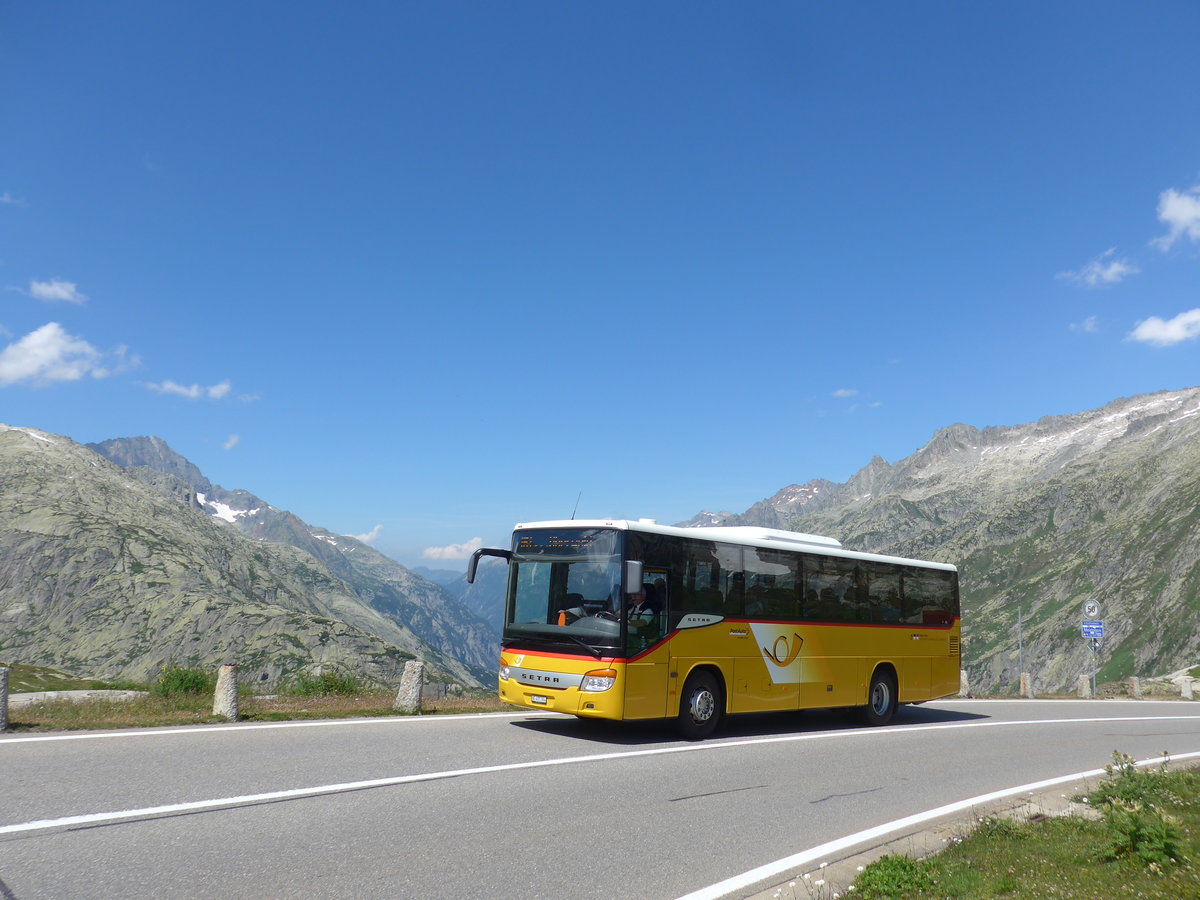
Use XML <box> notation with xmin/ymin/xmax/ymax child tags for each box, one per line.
<box><xmin>560</xmin><ymin>631</ymin><xmax>604</xmax><ymax>658</ymax></box>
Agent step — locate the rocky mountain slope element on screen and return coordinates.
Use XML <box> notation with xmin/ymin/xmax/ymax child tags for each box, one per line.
<box><xmin>447</xmin><ymin>559</ymin><xmax>507</xmax><ymax>633</ymax></box>
<box><xmin>0</xmin><ymin>427</ymin><xmax>491</xmax><ymax>687</ymax></box>
<box><xmin>687</xmin><ymin>388</ymin><xmax>1200</xmax><ymax>693</ymax></box>
<box><xmin>88</xmin><ymin>436</ymin><xmax>498</xmax><ymax>676</ymax></box>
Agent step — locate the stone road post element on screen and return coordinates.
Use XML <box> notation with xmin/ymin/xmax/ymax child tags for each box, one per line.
<box><xmin>1019</xmin><ymin>672</ymin><xmax>1033</xmax><ymax>698</ymax></box>
<box><xmin>213</xmin><ymin>664</ymin><xmax>238</xmax><ymax>721</ymax></box>
<box><xmin>394</xmin><ymin>660</ymin><xmax>424</xmax><ymax>714</ymax></box>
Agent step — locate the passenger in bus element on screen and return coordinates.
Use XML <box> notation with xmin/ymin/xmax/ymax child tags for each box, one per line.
<box><xmin>653</xmin><ymin>577</ymin><xmax>668</xmax><ymax>606</ymax></box>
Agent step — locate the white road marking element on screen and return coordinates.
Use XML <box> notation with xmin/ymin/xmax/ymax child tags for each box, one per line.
<box><xmin>674</xmin><ymin>748</ymin><xmax>1200</xmax><ymax>900</ymax></box>
<box><xmin>2</xmin><ymin>713</ymin><xmax>1199</xmax><ymax>837</ymax></box>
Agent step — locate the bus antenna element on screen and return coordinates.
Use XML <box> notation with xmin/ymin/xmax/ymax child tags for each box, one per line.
<box><xmin>570</xmin><ymin>491</ymin><xmax>581</xmax><ymax>520</ymax></box>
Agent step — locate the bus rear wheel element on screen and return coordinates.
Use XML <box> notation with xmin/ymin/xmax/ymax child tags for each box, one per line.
<box><xmin>677</xmin><ymin>670</ymin><xmax>722</xmax><ymax>740</ymax></box>
<box><xmin>860</xmin><ymin>668</ymin><xmax>897</xmax><ymax>726</ymax></box>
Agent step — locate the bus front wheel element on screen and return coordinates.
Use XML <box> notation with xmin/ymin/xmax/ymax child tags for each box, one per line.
<box><xmin>860</xmin><ymin>669</ymin><xmax>897</xmax><ymax>726</ymax></box>
<box><xmin>677</xmin><ymin>670</ymin><xmax>722</xmax><ymax>740</ymax></box>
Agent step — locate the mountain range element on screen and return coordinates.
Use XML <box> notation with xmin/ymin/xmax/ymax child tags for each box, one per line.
<box><xmin>681</xmin><ymin>387</ymin><xmax>1200</xmax><ymax>693</ymax></box>
<box><xmin>4</xmin><ymin>386</ymin><xmax>1197</xmax><ymax>697</ymax></box>
<box><xmin>0</xmin><ymin>428</ymin><xmax>495</xmax><ymax>688</ymax></box>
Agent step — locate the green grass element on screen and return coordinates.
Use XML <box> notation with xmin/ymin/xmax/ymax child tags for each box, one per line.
<box><xmin>285</xmin><ymin>670</ymin><xmax>364</xmax><ymax>697</ymax></box>
<box><xmin>152</xmin><ymin>664</ymin><xmax>217</xmax><ymax>696</ymax></box>
<box><xmin>848</xmin><ymin>752</ymin><xmax>1200</xmax><ymax>898</ymax></box>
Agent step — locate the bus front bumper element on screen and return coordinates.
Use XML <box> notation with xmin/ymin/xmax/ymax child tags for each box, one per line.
<box><xmin>498</xmin><ymin>659</ymin><xmax>624</xmax><ymax>720</ymax></box>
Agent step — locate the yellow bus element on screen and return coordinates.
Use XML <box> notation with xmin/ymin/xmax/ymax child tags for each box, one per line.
<box><xmin>468</xmin><ymin>518</ymin><xmax>960</xmax><ymax>739</ymax></box>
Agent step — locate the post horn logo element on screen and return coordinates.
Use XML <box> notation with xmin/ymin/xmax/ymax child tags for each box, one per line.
<box><xmin>761</xmin><ymin>633</ymin><xmax>804</xmax><ymax>667</ymax></box>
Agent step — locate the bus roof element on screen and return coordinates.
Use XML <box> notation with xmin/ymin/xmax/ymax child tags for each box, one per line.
<box><xmin>511</xmin><ymin>519</ymin><xmax>957</xmax><ymax>572</ymax></box>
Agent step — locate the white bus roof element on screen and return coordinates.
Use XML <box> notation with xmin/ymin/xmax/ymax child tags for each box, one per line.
<box><xmin>512</xmin><ymin>519</ymin><xmax>957</xmax><ymax>572</ymax></box>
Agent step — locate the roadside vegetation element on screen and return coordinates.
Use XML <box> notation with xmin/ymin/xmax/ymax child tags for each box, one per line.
<box><xmin>838</xmin><ymin>752</ymin><xmax>1199</xmax><ymax>899</ymax></box>
<box><xmin>2</xmin><ymin>663</ymin><xmax>507</xmax><ymax>731</ymax></box>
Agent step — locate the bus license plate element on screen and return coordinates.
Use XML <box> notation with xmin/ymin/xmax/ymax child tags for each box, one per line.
<box><xmin>530</xmin><ymin>695</ymin><xmax>548</xmax><ymax>705</ymax></box>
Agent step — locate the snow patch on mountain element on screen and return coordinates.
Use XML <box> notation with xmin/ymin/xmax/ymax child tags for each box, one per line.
<box><xmin>197</xmin><ymin>492</ymin><xmax>262</xmax><ymax>524</ymax></box>
<box><xmin>313</xmin><ymin>532</ymin><xmax>356</xmax><ymax>551</ymax></box>
<box><xmin>0</xmin><ymin>425</ymin><xmax>56</xmax><ymax>444</ymax></box>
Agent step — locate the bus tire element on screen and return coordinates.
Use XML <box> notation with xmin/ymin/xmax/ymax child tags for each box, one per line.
<box><xmin>677</xmin><ymin>670</ymin><xmax>722</xmax><ymax>740</ymax></box>
<box><xmin>860</xmin><ymin>668</ymin><xmax>897</xmax><ymax>726</ymax></box>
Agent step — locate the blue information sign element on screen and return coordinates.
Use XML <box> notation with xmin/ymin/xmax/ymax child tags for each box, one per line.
<box><xmin>1081</xmin><ymin>620</ymin><xmax>1104</xmax><ymax>639</ymax></box>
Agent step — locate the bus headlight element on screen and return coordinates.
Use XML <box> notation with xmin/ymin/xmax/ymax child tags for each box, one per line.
<box><xmin>580</xmin><ymin>669</ymin><xmax>617</xmax><ymax>692</ymax></box>
<box><xmin>499</xmin><ymin>665</ymin><xmax>510</xmax><ymax>681</ymax></box>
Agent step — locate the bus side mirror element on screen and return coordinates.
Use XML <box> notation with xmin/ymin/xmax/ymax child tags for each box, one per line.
<box><xmin>467</xmin><ymin>547</ymin><xmax>512</xmax><ymax>583</ymax></box>
<box><xmin>625</xmin><ymin>560</ymin><xmax>644</xmax><ymax>594</ymax></box>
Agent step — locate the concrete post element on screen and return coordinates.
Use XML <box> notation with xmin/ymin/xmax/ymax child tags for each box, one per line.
<box><xmin>0</xmin><ymin>666</ymin><xmax>8</xmax><ymax>732</ymax></box>
<box><xmin>1128</xmin><ymin>676</ymin><xmax>1142</xmax><ymax>699</ymax></box>
<box><xmin>1077</xmin><ymin>675</ymin><xmax>1092</xmax><ymax>699</ymax></box>
<box><xmin>1183</xmin><ymin>679</ymin><xmax>1195</xmax><ymax>701</ymax></box>
<box><xmin>213</xmin><ymin>664</ymin><xmax>238</xmax><ymax>721</ymax></box>
<box><xmin>958</xmin><ymin>669</ymin><xmax>970</xmax><ymax>698</ymax></box>
<box><xmin>1019</xmin><ymin>672</ymin><xmax>1033</xmax><ymax>698</ymax></box>
<box><xmin>394</xmin><ymin>660</ymin><xmax>424</xmax><ymax>714</ymax></box>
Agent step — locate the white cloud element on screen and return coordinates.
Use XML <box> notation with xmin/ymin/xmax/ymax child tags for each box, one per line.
<box><xmin>143</xmin><ymin>378</ymin><xmax>234</xmax><ymax>400</ymax></box>
<box><xmin>0</xmin><ymin>322</ymin><xmax>112</xmax><ymax>386</ymax></box>
<box><xmin>353</xmin><ymin>524</ymin><xmax>384</xmax><ymax>544</ymax></box>
<box><xmin>1057</xmin><ymin>249</ymin><xmax>1138</xmax><ymax>287</ymax></box>
<box><xmin>1</xmin><ymin>192</ymin><xmax>25</xmax><ymax>206</ymax></box>
<box><xmin>29</xmin><ymin>278</ymin><xmax>88</xmax><ymax>304</ymax></box>
<box><xmin>1070</xmin><ymin>316</ymin><xmax>1100</xmax><ymax>334</ymax></box>
<box><xmin>1128</xmin><ymin>308</ymin><xmax>1200</xmax><ymax>347</ymax></box>
<box><xmin>207</xmin><ymin>380</ymin><xmax>232</xmax><ymax>400</ymax></box>
<box><xmin>422</xmin><ymin>537</ymin><xmax>484</xmax><ymax>561</ymax></box>
<box><xmin>832</xmin><ymin>388</ymin><xmax>857</xmax><ymax>398</ymax></box>
<box><xmin>222</xmin><ymin>434</ymin><xmax>240</xmax><ymax>450</ymax></box>
<box><xmin>1153</xmin><ymin>184</ymin><xmax>1200</xmax><ymax>250</ymax></box>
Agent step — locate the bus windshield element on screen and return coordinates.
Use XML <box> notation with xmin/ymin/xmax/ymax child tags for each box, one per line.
<box><xmin>504</xmin><ymin>528</ymin><xmax>623</xmax><ymax>653</ymax></box>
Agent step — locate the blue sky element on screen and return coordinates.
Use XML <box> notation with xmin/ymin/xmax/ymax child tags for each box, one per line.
<box><xmin>3</xmin><ymin>2</ymin><xmax>1199</xmax><ymax>569</ymax></box>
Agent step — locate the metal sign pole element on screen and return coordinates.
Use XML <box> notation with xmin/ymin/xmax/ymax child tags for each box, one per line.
<box><xmin>1091</xmin><ymin>637</ymin><xmax>1098</xmax><ymax>698</ymax></box>
<box><xmin>1081</xmin><ymin>600</ymin><xmax>1103</xmax><ymax>699</ymax></box>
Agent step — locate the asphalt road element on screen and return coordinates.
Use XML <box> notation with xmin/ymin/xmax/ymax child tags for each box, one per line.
<box><xmin>3</xmin><ymin>699</ymin><xmax>1199</xmax><ymax>899</ymax></box>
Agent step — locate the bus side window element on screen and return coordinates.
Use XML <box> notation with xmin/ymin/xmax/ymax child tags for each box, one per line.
<box><xmin>865</xmin><ymin>562</ymin><xmax>901</xmax><ymax>623</ymax></box>
<box><xmin>626</xmin><ymin>531</ymin><xmax>689</xmax><ymax>632</ymax></box>
<box><xmin>900</xmin><ymin>567</ymin><xmax>958</xmax><ymax>625</ymax></box>
<box><xmin>724</xmin><ymin>571</ymin><xmax>745</xmax><ymax>616</ymax></box>
<box><xmin>803</xmin><ymin>555</ymin><xmax>854</xmax><ymax>623</ymax></box>
<box><xmin>744</xmin><ymin>548</ymin><xmax>799</xmax><ymax>620</ymax></box>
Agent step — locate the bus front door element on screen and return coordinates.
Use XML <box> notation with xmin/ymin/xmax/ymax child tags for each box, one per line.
<box><xmin>621</xmin><ymin>568</ymin><xmax>669</xmax><ymax>720</ymax></box>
